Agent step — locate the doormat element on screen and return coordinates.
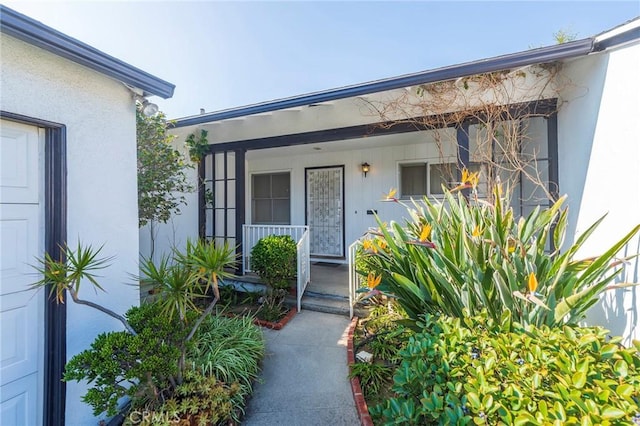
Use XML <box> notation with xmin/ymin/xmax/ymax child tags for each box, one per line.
<box><xmin>312</xmin><ymin>261</ymin><xmax>341</xmax><ymax>267</ymax></box>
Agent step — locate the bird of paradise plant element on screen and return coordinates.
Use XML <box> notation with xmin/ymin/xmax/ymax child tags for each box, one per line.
<box><xmin>356</xmin><ymin>183</ymin><xmax>639</xmax><ymax>328</ymax></box>
<box><xmin>451</xmin><ymin>167</ymin><xmax>480</xmax><ymax>192</ymax></box>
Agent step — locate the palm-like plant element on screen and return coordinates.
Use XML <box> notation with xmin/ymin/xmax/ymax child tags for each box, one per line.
<box><xmin>32</xmin><ymin>239</ymin><xmax>238</xmax><ymax>386</ymax></box>
<box><xmin>30</xmin><ymin>242</ymin><xmax>137</xmax><ymax>334</ymax></box>
<box><xmin>359</xmin><ymin>182</ymin><xmax>639</xmax><ymax>328</ymax></box>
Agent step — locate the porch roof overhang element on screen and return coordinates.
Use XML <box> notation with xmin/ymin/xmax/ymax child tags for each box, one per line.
<box><xmin>174</xmin><ymin>17</ymin><xmax>639</xmax><ymax>147</ymax></box>
<box><xmin>0</xmin><ymin>5</ymin><xmax>175</xmax><ymax>99</ymax></box>
<box><xmin>175</xmin><ymin>39</ymin><xmax>593</xmax><ymax>129</ymax></box>
<box><xmin>204</xmin><ymin>98</ymin><xmax>558</xmax><ymax>154</ymax></box>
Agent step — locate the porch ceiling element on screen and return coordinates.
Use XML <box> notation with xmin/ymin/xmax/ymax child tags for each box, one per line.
<box><xmin>245</xmin><ymin>129</ymin><xmax>437</xmax><ymax>159</ymax></box>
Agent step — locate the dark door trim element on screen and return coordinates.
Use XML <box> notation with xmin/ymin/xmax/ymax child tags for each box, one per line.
<box><xmin>1</xmin><ymin>111</ymin><xmax>67</xmax><ymax>426</ymax></box>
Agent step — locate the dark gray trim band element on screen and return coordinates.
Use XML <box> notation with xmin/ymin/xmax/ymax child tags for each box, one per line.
<box><xmin>207</xmin><ymin>99</ymin><xmax>557</xmax><ymax>153</ymax></box>
<box><xmin>234</xmin><ymin>149</ymin><xmax>246</xmax><ymax>275</ymax></box>
<box><xmin>547</xmin><ymin>112</ymin><xmax>559</xmax><ymax>201</ymax></box>
<box><xmin>0</xmin><ymin>111</ymin><xmax>67</xmax><ymax>426</ymax></box>
<box><xmin>175</xmin><ymin>40</ymin><xmax>591</xmax><ymax>127</ymax></box>
<box><xmin>456</xmin><ymin>123</ymin><xmax>471</xmax><ymax>199</ymax></box>
<box><xmin>0</xmin><ymin>5</ymin><xmax>175</xmax><ymax>99</ymax></box>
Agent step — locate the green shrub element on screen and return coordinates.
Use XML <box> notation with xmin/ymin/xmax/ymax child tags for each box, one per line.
<box><xmin>349</xmin><ymin>362</ymin><xmax>393</xmax><ymax>399</ymax></box>
<box><xmin>371</xmin><ymin>311</ymin><xmax>640</xmax><ymax>425</ymax></box>
<box><xmin>250</xmin><ymin>235</ymin><xmax>297</xmax><ymax>290</ymax></box>
<box><xmin>188</xmin><ymin>315</ymin><xmax>265</xmax><ymax>423</ymax></box>
<box><xmin>362</xmin><ymin>185</ymin><xmax>639</xmax><ymax>328</ymax></box>
<box><xmin>64</xmin><ymin>303</ymin><xmax>188</xmax><ymax>416</ymax></box>
<box><xmin>350</xmin><ymin>302</ymin><xmax>411</xmax><ymax>406</ymax></box>
<box><xmin>123</xmin><ymin>369</ymin><xmax>238</xmax><ymax>426</ymax></box>
<box><xmin>257</xmin><ymin>289</ymin><xmax>289</xmax><ymax>322</ymax></box>
<box><xmin>189</xmin><ymin>315</ymin><xmax>264</xmax><ymax>390</ymax></box>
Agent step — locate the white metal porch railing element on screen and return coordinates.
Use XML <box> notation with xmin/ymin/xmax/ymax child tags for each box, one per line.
<box><xmin>242</xmin><ymin>225</ymin><xmax>311</xmax><ymax>311</ymax></box>
<box><xmin>347</xmin><ymin>238</ymin><xmax>364</xmax><ymax>318</ymax></box>
<box><xmin>296</xmin><ymin>230</ymin><xmax>311</xmax><ymax>312</ymax></box>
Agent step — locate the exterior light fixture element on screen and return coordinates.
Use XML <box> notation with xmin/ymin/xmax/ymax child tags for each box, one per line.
<box><xmin>133</xmin><ymin>94</ymin><xmax>159</xmax><ymax>117</ymax></box>
<box><xmin>361</xmin><ymin>162</ymin><xmax>370</xmax><ymax>177</ymax></box>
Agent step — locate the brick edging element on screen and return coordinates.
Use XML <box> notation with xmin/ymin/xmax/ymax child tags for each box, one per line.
<box><xmin>347</xmin><ymin>316</ymin><xmax>374</xmax><ymax>426</ymax></box>
<box><xmin>223</xmin><ymin>307</ymin><xmax>297</xmax><ymax>330</ymax></box>
<box><xmin>252</xmin><ymin>307</ymin><xmax>297</xmax><ymax>330</ymax></box>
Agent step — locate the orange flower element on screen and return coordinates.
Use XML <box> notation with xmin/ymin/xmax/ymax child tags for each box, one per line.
<box><xmin>376</xmin><ymin>239</ymin><xmax>388</xmax><ymax>252</ymax></box>
<box><xmin>452</xmin><ymin>168</ymin><xmax>479</xmax><ymax>192</ymax></box>
<box><xmin>419</xmin><ymin>224</ymin><xmax>432</xmax><ymax>242</ymax></box>
<box><xmin>512</xmin><ymin>271</ymin><xmax>549</xmax><ymax>310</ymax></box>
<box><xmin>381</xmin><ymin>188</ymin><xmax>398</xmax><ymax>202</ymax></box>
<box><xmin>406</xmin><ymin>223</ymin><xmax>436</xmax><ymax>248</ymax></box>
<box><xmin>472</xmin><ymin>225</ymin><xmax>482</xmax><ymax>237</ymax></box>
<box><xmin>366</xmin><ymin>273</ymin><xmax>382</xmax><ymax>289</ymax></box>
<box><xmin>362</xmin><ymin>239</ymin><xmax>378</xmax><ymax>254</ymax></box>
<box><xmin>527</xmin><ymin>272</ymin><xmax>538</xmax><ymax>294</ymax></box>
<box><xmin>462</xmin><ymin>168</ymin><xmax>479</xmax><ymax>188</ymax></box>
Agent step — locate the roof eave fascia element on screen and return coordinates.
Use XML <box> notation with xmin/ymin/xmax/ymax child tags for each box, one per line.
<box><xmin>174</xmin><ymin>38</ymin><xmax>593</xmax><ymax>128</ymax></box>
<box><xmin>593</xmin><ymin>22</ymin><xmax>640</xmax><ymax>52</ymax></box>
<box><xmin>0</xmin><ymin>5</ymin><xmax>175</xmax><ymax>99</ymax></box>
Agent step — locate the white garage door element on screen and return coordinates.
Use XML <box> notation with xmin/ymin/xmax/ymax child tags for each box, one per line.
<box><xmin>0</xmin><ymin>120</ymin><xmax>44</xmax><ymax>426</ymax></box>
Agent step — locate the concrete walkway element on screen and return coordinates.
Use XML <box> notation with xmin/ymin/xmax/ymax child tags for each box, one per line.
<box><xmin>242</xmin><ymin>310</ymin><xmax>360</xmax><ymax>425</ymax></box>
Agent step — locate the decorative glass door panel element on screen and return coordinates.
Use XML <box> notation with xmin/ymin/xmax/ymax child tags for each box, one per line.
<box><xmin>306</xmin><ymin>166</ymin><xmax>344</xmax><ymax>257</ymax></box>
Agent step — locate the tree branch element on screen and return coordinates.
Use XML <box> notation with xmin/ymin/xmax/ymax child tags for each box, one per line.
<box><xmin>68</xmin><ymin>289</ymin><xmax>137</xmax><ymax>335</ymax></box>
<box><xmin>186</xmin><ymin>295</ymin><xmax>219</xmax><ymax>342</ymax></box>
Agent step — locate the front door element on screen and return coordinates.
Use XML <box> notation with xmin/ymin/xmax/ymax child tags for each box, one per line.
<box><xmin>0</xmin><ymin>120</ymin><xmax>44</xmax><ymax>425</ymax></box>
<box><xmin>305</xmin><ymin>166</ymin><xmax>344</xmax><ymax>258</ymax></box>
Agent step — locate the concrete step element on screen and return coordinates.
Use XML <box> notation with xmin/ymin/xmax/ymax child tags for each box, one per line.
<box><xmin>285</xmin><ymin>292</ymin><xmax>370</xmax><ymax>317</ymax></box>
<box><xmin>223</xmin><ymin>277</ymin><xmax>369</xmax><ymax>317</ymax></box>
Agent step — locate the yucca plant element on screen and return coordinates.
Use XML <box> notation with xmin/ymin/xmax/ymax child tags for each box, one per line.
<box><xmin>359</xmin><ymin>180</ymin><xmax>639</xmax><ymax>328</ymax></box>
<box><xmin>139</xmin><ymin>239</ymin><xmax>237</xmax><ymax>383</ymax></box>
<box><xmin>30</xmin><ymin>242</ymin><xmax>138</xmax><ymax>334</ymax></box>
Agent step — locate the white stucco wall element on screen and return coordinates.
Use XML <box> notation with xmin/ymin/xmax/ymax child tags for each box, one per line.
<box><xmin>2</xmin><ymin>34</ymin><xmax>140</xmax><ymax>424</ymax></box>
<box><xmin>558</xmin><ymin>41</ymin><xmax>640</xmax><ymax>344</ymax></box>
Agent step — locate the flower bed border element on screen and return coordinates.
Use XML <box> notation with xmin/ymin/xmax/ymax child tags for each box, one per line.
<box><xmin>223</xmin><ymin>307</ymin><xmax>297</xmax><ymax>330</ymax></box>
<box><xmin>347</xmin><ymin>316</ymin><xmax>374</xmax><ymax>426</ymax></box>
<box><xmin>253</xmin><ymin>307</ymin><xmax>297</xmax><ymax>330</ymax></box>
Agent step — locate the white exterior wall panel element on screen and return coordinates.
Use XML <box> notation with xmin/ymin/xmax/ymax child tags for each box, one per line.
<box><xmin>558</xmin><ymin>42</ymin><xmax>640</xmax><ymax>344</ymax></box>
<box><xmin>1</xmin><ymin>34</ymin><xmax>140</xmax><ymax>424</ymax></box>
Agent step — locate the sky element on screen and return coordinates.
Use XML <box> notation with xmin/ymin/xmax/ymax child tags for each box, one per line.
<box><xmin>3</xmin><ymin>1</ymin><xmax>639</xmax><ymax>119</ymax></box>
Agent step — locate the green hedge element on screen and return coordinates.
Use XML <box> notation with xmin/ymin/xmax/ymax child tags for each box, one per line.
<box><xmin>250</xmin><ymin>235</ymin><xmax>297</xmax><ymax>290</ymax></box>
<box><xmin>371</xmin><ymin>311</ymin><xmax>640</xmax><ymax>425</ymax></box>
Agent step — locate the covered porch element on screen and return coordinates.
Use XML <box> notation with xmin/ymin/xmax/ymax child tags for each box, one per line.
<box><xmin>168</xmin><ymin>59</ymin><xmax>566</xmax><ymax>312</ymax></box>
